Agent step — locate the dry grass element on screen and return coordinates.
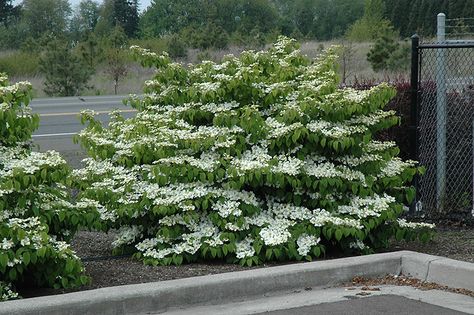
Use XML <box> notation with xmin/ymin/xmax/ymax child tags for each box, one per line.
<box><xmin>10</xmin><ymin>64</ymin><xmax>155</xmax><ymax>98</ymax></box>
<box><xmin>6</xmin><ymin>39</ymin><xmax>411</xmax><ymax>97</ymax></box>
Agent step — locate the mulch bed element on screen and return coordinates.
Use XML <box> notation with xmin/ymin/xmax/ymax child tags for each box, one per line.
<box><xmin>20</xmin><ymin>225</ymin><xmax>474</xmax><ymax>298</ymax></box>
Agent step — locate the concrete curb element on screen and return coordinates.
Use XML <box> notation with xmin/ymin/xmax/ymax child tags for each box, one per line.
<box><xmin>402</xmin><ymin>252</ymin><xmax>474</xmax><ymax>291</ymax></box>
<box><xmin>1</xmin><ymin>251</ymin><xmax>473</xmax><ymax>315</ymax></box>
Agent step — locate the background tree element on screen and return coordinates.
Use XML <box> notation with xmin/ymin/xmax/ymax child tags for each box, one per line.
<box><xmin>339</xmin><ymin>40</ymin><xmax>355</xmax><ymax>84</ymax></box>
<box><xmin>367</xmin><ymin>30</ymin><xmax>409</xmax><ymax>73</ymax></box>
<box><xmin>0</xmin><ymin>0</ymin><xmax>25</xmax><ymax>49</ymax></box>
<box><xmin>22</xmin><ymin>0</ymin><xmax>72</xmax><ymax>38</ymax></box>
<box><xmin>70</xmin><ymin>0</ymin><xmax>100</xmax><ymax>41</ymax></box>
<box><xmin>39</xmin><ymin>39</ymin><xmax>93</xmax><ymax>96</ymax></box>
<box><xmin>347</xmin><ymin>0</ymin><xmax>396</xmax><ymax>41</ymax></box>
<box><xmin>95</xmin><ymin>0</ymin><xmax>139</xmax><ymax>37</ymax></box>
<box><xmin>104</xmin><ymin>26</ymin><xmax>129</xmax><ymax>95</ymax></box>
<box><xmin>166</xmin><ymin>33</ymin><xmax>187</xmax><ymax>59</ymax></box>
<box><xmin>0</xmin><ymin>0</ymin><xmax>21</xmax><ymax>26</ymax></box>
<box><xmin>181</xmin><ymin>23</ymin><xmax>230</xmax><ymax>50</ymax></box>
<box><xmin>78</xmin><ymin>32</ymin><xmax>103</xmax><ymax>71</ymax></box>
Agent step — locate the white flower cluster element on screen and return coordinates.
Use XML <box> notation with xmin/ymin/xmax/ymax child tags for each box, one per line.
<box><xmin>200</xmin><ymin>101</ymin><xmax>240</xmax><ymax>113</ymax></box>
<box><xmin>336</xmin><ymin>153</ymin><xmax>382</xmax><ymax>167</ymax></box>
<box><xmin>0</xmin><ymin>150</ymin><xmax>66</xmax><ymax>177</ymax></box>
<box><xmin>212</xmin><ymin>200</ymin><xmax>242</xmax><ymax>218</ymax></box>
<box><xmin>0</xmin><ymin>281</ymin><xmax>19</xmax><ymax>301</ymax></box>
<box><xmin>349</xmin><ymin>110</ymin><xmax>396</xmax><ymax>127</ymax></box>
<box><xmin>136</xmin><ymin>219</ymin><xmax>219</xmax><ymax>259</ymax></box>
<box><xmin>0</xmin><ymin>238</ymin><xmax>14</xmax><ymax>250</ymax></box>
<box><xmin>194</xmin><ymin>82</ymin><xmax>221</xmax><ymax>93</ymax></box>
<box><xmin>303</xmin><ymin>158</ymin><xmax>367</xmax><ymax>184</ymax></box>
<box><xmin>296</xmin><ymin>234</ymin><xmax>320</xmax><ymax>256</ymax></box>
<box><xmin>231</xmin><ymin>145</ymin><xmax>271</xmax><ymax>174</ymax></box>
<box><xmin>260</xmin><ymin>222</ymin><xmax>292</xmax><ymax>246</ymax></box>
<box><xmin>236</xmin><ymin>237</ymin><xmax>255</xmax><ymax>259</ymax></box>
<box><xmin>349</xmin><ymin>239</ymin><xmax>367</xmax><ymax>250</ymax></box>
<box><xmin>307</xmin><ymin>120</ymin><xmax>367</xmax><ymax>139</ymax></box>
<box><xmin>156</xmin><ymin>152</ymin><xmax>220</xmax><ymax>172</ymax></box>
<box><xmin>380</xmin><ymin>158</ymin><xmax>417</xmax><ymax>178</ymax></box>
<box><xmin>0</xmin><ymin>81</ymin><xmax>32</xmax><ymax>96</ymax></box>
<box><xmin>266</xmin><ymin>118</ymin><xmax>303</xmax><ymax>139</ymax></box>
<box><xmin>397</xmin><ymin>219</ymin><xmax>435</xmax><ymax>229</ymax></box>
<box><xmin>338</xmin><ymin>194</ymin><xmax>396</xmax><ymax>219</ymax></box>
<box><xmin>272</xmin><ymin>156</ymin><xmax>303</xmax><ymax>176</ymax></box>
<box><xmin>343</xmin><ymin>88</ymin><xmax>370</xmax><ymax>103</ymax></box>
<box><xmin>365</xmin><ymin>140</ymin><xmax>397</xmax><ymax>152</ymax></box>
<box><xmin>112</xmin><ymin>225</ymin><xmax>143</xmax><ymax>248</ymax></box>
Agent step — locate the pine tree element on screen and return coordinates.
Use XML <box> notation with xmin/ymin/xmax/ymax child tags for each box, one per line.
<box><xmin>40</xmin><ymin>40</ymin><xmax>93</xmax><ymax>96</ymax></box>
<box><xmin>367</xmin><ymin>32</ymin><xmax>399</xmax><ymax>71</ymax></box>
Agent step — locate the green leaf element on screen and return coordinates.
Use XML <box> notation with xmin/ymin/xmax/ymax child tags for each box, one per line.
<box><xmin>320</xmin><ymin>138</ymin><xmax>326</xmax><ymax>148</ymax></box>
<box><xmin>0</xmin><ymin>253</ymin><xmax>8</xmax><ymax>270</ymax></box>
<box><xmin>395</xmin><ymin>229</ymin><xmax>405</xmax><ymax>241</ymax></box>
<box><xmin>65</xmin><ymin>259</ymin><xmax>74</xmax><ymax>273</ymax></box>
<box><xmin>37</xmin><ymin>247</ymin><xmax>46</xmax><ymax>258</ymax></box>
<box><xmin>23</xmin><ymin>251</ymin><xmax>31</xmax><ymax>266</ymax></box>
<box><xmin>9</xmin><ymin>268</ymin><xmax>17</xmax><ymax>280</ymax></box>
<box><xmin>61</xmin><ymin>277</ymin><xmax>69</xmax><ymax>288</ymax></box>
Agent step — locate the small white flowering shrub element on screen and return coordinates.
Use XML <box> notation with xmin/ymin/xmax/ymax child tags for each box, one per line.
<box><xmin>0</xmin><ymin>75</ymin><xmax>97</xmax><ymax>300</ymax></box>
<box><xmin>75</xmin><ymin>37</ymin><xmax>434</xmax><ymax>267</ymax></box>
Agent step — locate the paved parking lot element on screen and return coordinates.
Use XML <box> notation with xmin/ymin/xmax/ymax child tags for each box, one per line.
<box><xmin>259</xmin><ymin>295</ymin><xmax>468</xmax><ymax>315</ymax></box>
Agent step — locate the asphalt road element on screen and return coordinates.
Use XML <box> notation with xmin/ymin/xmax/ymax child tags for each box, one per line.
<box><xmin>31</xmin><ymin>95</ymin><xmax>137</xmax><ymax>152</ymax></box>
<box><xmin>258</xmin><ymin>295</ymin><xmax>468</xmax><ymax>315</ymax></box>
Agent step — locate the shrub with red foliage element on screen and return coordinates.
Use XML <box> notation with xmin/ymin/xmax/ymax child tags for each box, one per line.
<box><xmin>350</xmin><ymin>77</ymin><xmax>412</xmax><ymax>160</ymax></box>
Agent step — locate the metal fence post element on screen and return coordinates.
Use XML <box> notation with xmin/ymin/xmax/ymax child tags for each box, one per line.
<box><xmin>436</xmin><ymin>13</ymin><xmax>447</xmax><ymax>213</ymax></box>
<box><xmin>410</xmin><ymin>34</ymin><xmax>420</xmax><ymax>214</ymax></box>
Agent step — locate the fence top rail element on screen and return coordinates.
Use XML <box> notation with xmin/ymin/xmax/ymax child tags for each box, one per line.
<box><xmin>419</xmin><ymin>42</ymin><xmax>474</xmax><ymax>49</ymax></box>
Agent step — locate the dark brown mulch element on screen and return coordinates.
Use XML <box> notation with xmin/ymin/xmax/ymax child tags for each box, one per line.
<box><xmin>20</xmin><ymin>225</ymin><xmax>474</xmax><ymax>298</ymax></box>
<box><xmin>68</xmin><ymin>225</ymin><xmax>474</xmax><ymax>290</ymax></box>
<box><xmin>69</xmin><ymin>231</ymin><xmax>262</xmax><ymax>291</ymax></box>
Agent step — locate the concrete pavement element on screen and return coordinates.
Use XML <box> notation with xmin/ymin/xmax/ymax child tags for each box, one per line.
<box><xmin>166</xmin><ymin>286</ymin><xmax>473</xmax><ymax>315</ymax></box>
<box><xmin>2</xmin><ymin>251</ymin><xmax>474</xmax><ymax>315</ymax></box>
<box><xmin>256</xmin><ymin>295</ymin><xmax>469</xmax><ymax>315</ymax></box>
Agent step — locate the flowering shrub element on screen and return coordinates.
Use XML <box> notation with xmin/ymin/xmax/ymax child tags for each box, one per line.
<box><xmin>0</xmin><ymin>74</ymin><xmax>97</xmax><ymax>300</ymax></box>
<box><xmin>75</xmin><ymin>37</ymin><xmax>434</xmax><ymax>267</ymax></box>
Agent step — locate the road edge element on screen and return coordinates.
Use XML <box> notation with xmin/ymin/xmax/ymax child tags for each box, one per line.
<box><xmin>1</xmin><ymin>251</ymin><xmax>472</xmax><ymax>315</ymax></box>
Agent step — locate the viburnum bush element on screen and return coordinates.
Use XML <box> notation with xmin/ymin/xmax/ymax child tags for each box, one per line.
<box><xmin>74</xmin><ymin>37</ymin><xmax>434</xmax><ymax>267</ymax></box>
<box><xmin>0</xmin><ymin>74</ymin><xmax>98</xmax><ymax>301</ymax></box>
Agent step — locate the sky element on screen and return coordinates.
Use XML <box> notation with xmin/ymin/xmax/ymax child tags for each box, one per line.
<box><xmin>12</xmin><ymin>0</ymin><xmax>152</xmax><ymax>13</ymax></box>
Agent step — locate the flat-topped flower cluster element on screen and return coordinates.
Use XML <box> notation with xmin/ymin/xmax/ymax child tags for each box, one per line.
<box><xmin>75</xmin><ymin>37</ymin><xmax>433</xmax><ymax>267</ymax></box>
<box><xmin>0</xmin><ymin>75</ymin><xmax>95</xmax><ymax>301</ymax></box>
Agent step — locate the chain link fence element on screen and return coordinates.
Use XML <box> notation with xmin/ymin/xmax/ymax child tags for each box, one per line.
<box><xmin>417</xmin><ymin>43</ymin><xmax>474</xmax><ymax>219</ymax></box>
